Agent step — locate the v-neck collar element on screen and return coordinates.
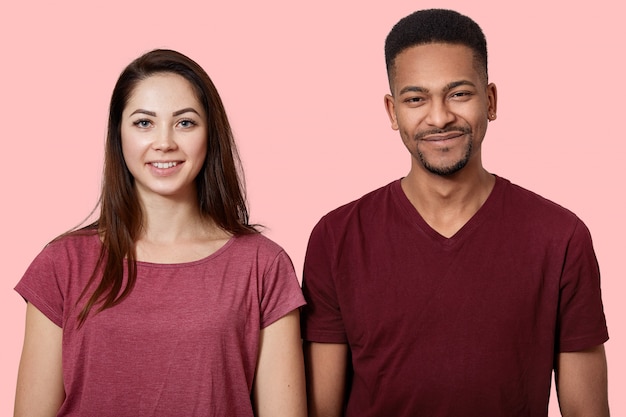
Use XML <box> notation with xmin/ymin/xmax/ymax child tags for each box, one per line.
<box><xmin>391</xmin><ymin>175</ymin><xmax>504</xmax><ymax>248</ymax></box>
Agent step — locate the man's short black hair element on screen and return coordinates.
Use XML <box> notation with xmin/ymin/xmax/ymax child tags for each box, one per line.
<box><xmin>385</xmin><ymin>9</ymin><xmax>488</xmax><ymax>86</ymax></box>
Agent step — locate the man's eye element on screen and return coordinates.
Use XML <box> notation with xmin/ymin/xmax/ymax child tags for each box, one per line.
<box><xmin>451</xmin><ymin>91</ymin><xmax>472</xmax><ymax>99</ymax></box>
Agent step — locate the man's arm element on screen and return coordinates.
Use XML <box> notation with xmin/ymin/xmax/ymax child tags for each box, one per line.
<box><xmin>304</xmin><ymin>341</ymin><xmax>349</xmax><ymax>417</ymax></box>
<box><xmin>555</xmin><ymin>344</ymin><xmax>609</xmax><ymax>417</ymax></box>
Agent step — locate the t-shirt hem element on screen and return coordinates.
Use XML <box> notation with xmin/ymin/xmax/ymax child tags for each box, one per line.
<box><xmin>260</xmin><ymin>299</ymin><xmax>307</xmax><ymax>329</ymax></box>
<box><xmin>559</xmin><ymin>330</ymin><xmax>609</xmax><ymax>352</ymax></box>
<box><xmin>14</xmin><ymin>282</ymin><xmax>63</xmax><ymax>328</ymax></box>
<box><xmin>302</xmin><ymin>330</ymin><xmax>348</xmax><ymax>344</ymax></box>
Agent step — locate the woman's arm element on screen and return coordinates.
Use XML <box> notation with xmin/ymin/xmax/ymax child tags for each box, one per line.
<box><xmin>14</xmin><ymin>302</ymin><xmax>64</xmax><ymax>417</ymax></box>
<box><xmin>253</xmin><ymin>309</ymin><xmax>307</xmax><ymax>417</ymax></box>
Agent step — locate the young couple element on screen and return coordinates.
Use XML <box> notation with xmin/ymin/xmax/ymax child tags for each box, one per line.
<box><xmin>15</xmin><ymin>9</ymin><xmax>609</xmax><ymax>417</ymax></box>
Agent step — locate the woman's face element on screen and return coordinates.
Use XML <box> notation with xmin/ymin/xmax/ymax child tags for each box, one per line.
<box><xmin>120</xmin><ymin>73</ymin><xmax>208</xmax><ymax>203</ymax></box>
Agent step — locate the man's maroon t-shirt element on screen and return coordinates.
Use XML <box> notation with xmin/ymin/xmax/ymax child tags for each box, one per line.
<box><xmin>301</xmin><ymin>176</ymin><xmax>608</xmax><ymax>416</ymax></box>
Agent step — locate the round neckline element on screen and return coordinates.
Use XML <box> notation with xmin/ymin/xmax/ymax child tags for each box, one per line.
<box><xmin>135</xmin><ymin>235</ymin><xmax>237</xmax><ymax>268</ymax></box>
<box><xmin>86</xmin><ymin>233</ymin><xmax>238</xmax><ymax>268</ymax></box>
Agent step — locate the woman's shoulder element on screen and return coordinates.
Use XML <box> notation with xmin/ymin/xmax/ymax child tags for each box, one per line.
<box><xmin>232</xmin><ymin>232</ymin><xmax>282</xmax><ymax>250</ymax></box>
<box><xmin>44</xmin><ymin>228</ymin><xmax>102</xmax><ymax>256</ymax></box>
<box><xmin>230</xmin><ymin>232</ymin><xmax>290</xmax><ymax>259</ymax></box>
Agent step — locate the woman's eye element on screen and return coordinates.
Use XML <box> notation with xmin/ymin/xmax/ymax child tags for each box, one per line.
<box><xmin>134</xmin><ymin>120</ymin><xmax>152</xmax><ymax>128</ymax></box>
<box><xmin>178</xmin><ymin>119</ymin><xmax>196</xmax><ymax>128</ymax></box>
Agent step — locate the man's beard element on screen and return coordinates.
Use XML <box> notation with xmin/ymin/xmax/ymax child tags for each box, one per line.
<box><xmin>414</xmin><ymin>126</ymin><xmax>473</xmax><ymax>176</ymax></box>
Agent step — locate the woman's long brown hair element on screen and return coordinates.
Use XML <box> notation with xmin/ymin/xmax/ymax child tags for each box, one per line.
<box><xmin>75</xmin><ymin>49</ymin><xmax>257</xmax><ymax>327</ymax></box>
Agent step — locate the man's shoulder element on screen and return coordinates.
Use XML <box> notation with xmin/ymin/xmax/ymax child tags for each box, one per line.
<box><xmin>500</xmin><ymin>176</ymin><xmax>574</xmax><ymax>212</ymax></box>
<box><xmin>497</xmin><ymin>175</ymin><xmax>581</xmax><ymax>228</ymax></box>
<box><xmin>318</xmin><ymin>179</ymin><xmax>400</xmax><ymax>226</ymax></box>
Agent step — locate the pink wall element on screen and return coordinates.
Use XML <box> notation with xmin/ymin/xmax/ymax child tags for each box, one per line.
<box><xmin>2</xmin><ymin>0</ymin><xmax>623</xmax><ymax>415</ymax></box>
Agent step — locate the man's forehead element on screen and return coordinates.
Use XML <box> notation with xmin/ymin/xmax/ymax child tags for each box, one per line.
<box><xmin>390</xmin><ymin>43</ymin><xmax>487</xmax><ymax>90</ymax></box>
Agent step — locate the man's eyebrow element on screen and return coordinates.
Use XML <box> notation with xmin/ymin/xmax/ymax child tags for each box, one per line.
<box><xmin>129</xmin><ymin>109</ymin><xmax>156</xmax><ymax>117</ymax></box>
<box><xmin>172</xmin><ymin>107</ymin><xmax>200</xmax><ymax>117</ymax></box>
<box><xmin>398</xmin><ymin>81</ymin><xmax>477</xmax><ymax>96</ymax></box>
<box><xmin>443</xmin><ymin>80</ymin><xmax>476</xmax><ymax>92</ymax></box>
<box><xmin>398</xmin><ymin>86</ymin><xmax>429</xmax><ymax>95</ymax></box>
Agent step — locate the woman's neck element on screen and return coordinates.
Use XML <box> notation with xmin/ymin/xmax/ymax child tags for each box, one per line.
<box><xmin>134</xmin><ymin>193</ymin><xmax>231</xmax><ymax>263</ymax></box>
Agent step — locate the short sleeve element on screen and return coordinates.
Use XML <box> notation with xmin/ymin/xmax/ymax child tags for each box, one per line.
<box><xmin>301</xmin><ymin>218</ymin><xmax>348</xmax><ymax>343</ymax></box>
<box><xmin>259</xmin><ymin>249</ymin><xmax>306</xmax><ymax>329</ymax></box>
<box><xmin>557</xmin><ymin>220</ymin><xmax>609</xmax><ymax>352</ymax></box>
<box><xmin>15</xmin><ymin>244</ymin><xmax>65</xmax><ymax>328</ymax></box>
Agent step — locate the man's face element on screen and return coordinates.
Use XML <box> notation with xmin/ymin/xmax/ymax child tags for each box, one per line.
<box><xmin>385</xmin><ymin>43</ymin><xmax>497</xmax><ymax>177</ymax></box>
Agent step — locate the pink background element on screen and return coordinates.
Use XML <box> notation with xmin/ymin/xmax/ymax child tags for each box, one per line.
<box><xmin>1</xmin><ymin>0</ymin><xmax>623</xmax><ymax>414</ymax></box>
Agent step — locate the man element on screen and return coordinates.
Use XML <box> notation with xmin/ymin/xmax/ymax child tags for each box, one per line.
<box><xmin>300</xmin><ymin>9</ymin><xmax>609</xmax><ymax>417</ymax></box>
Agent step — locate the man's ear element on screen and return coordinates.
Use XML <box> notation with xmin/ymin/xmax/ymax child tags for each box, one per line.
<box><xmin>487</xmin><ymin>82</ymin><xmax>497</xmax><ymax>120</ymax></box>
<box><xmin>384</xmin><ymin>94</ymin><xmax>399</xmax><ymax>130</ymax></box>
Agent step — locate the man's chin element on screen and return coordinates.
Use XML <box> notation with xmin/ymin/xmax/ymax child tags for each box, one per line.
<box><xmin>419</xmin><ymin>155</ymin><xmax>470</xmax><ymax>177</ymax></box>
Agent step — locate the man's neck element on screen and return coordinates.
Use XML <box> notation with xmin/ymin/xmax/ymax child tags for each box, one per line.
<box><xmin>401</xmin><ymin>166</ymin><xmax>495</xmax><ymax>238</ymax></box>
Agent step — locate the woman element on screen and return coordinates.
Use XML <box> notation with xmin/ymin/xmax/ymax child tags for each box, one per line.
<box><xmin>14</xmin><ymin>49</ymin><xmax>306</xmax><ymax>417</ymax></box>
